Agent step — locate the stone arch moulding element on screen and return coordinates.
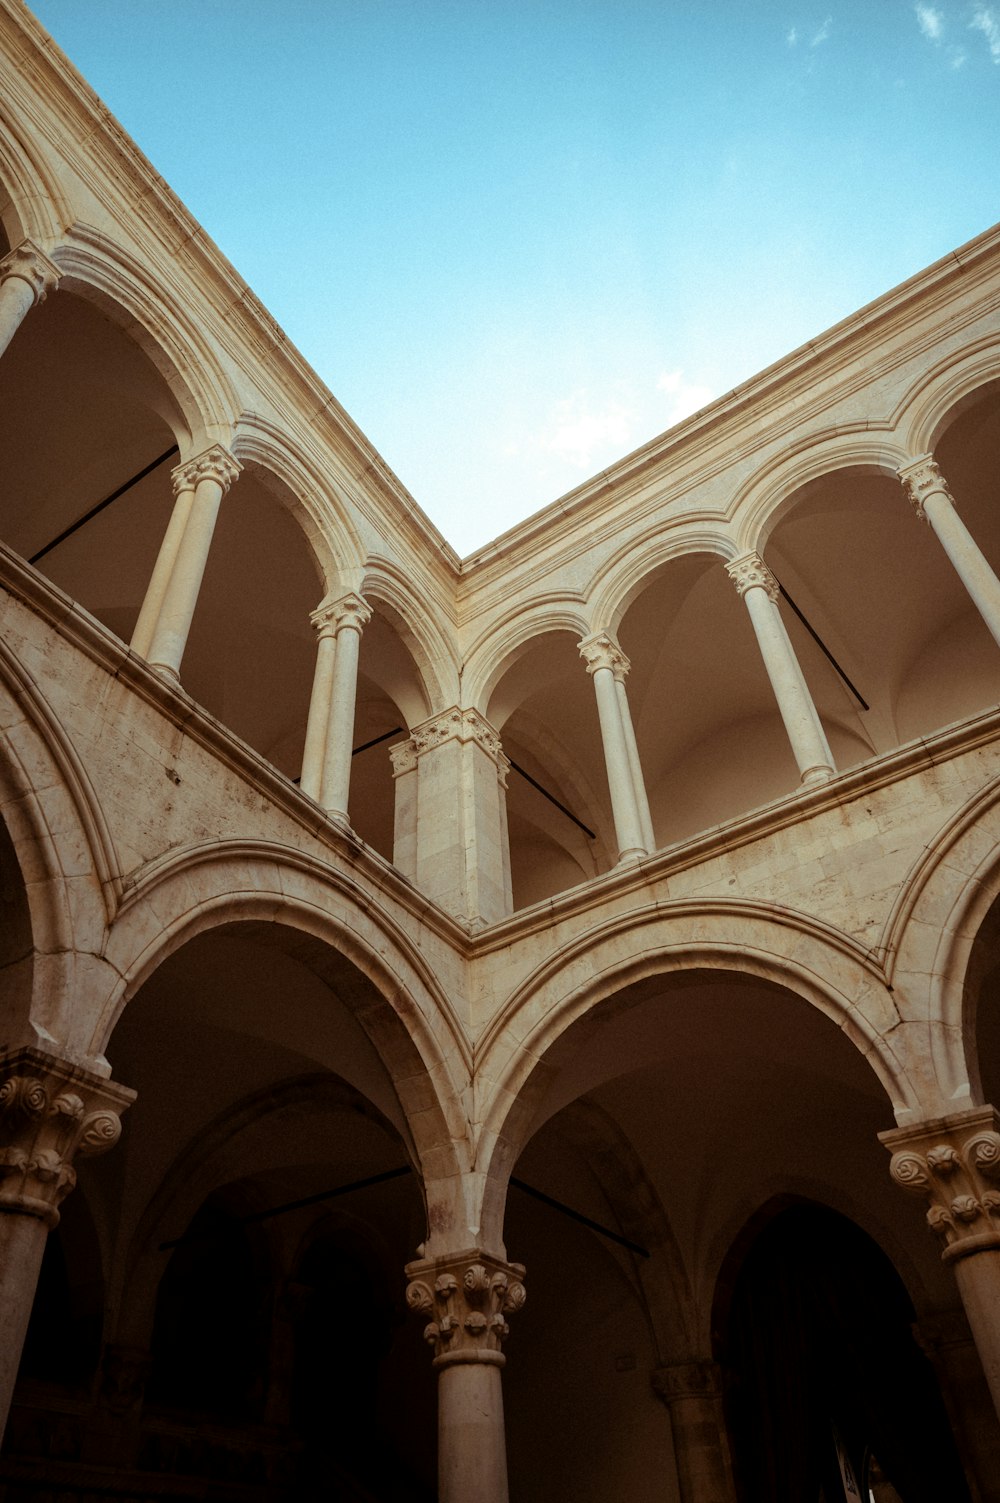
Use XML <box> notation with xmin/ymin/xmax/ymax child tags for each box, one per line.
<box><xmin>50</xmin><ymin>224</ymin><xmax>240</xmax><ymax>454</ymax></box>
<box><xmin>730</xmin><ymin>426</ymin><xmax>911</xmax><ymax>558</ymax></box>
<box><xmin>360</xmin><ymin>555</ymin><xmax>460</xmax><ymax>713</ymax></box>
<box><xmin>111</xmin><ymin>1071</ymin><xmax>417</xmax><ymax>1352</ymax></box>
<box><xmin>0</xmin><ymin>635</ymin><xmax>119</xmax><ymax>1054</ymax></box>
<box><xmin>586</xmin><ymin>526</ymin><xmax>736</xmax><ymax>643</ymax></box>
<box><xmin>230</xmin><ymin>412</ymin><xmax>364</xmax><ymax>595</ymax></box>
<box><xmin>95</xmin><ymin>838</ymin><xmax>470</xmax><ymax>1173</ymax></box>
<box><xmin>462</xmin><ymin>596</ymin><xmax>591</xmax><ymax>716</ymax></box>
<box><xmin>474</xmin><ymin>899</ymin><xmax>917</xmax><ymax>1250</ymax></box>
<box><xmin>895</xmin><ymin>334</ymin><xmax>1000</xmax><ymax>457</ymax></box>
<box><xmin>883</xmin><ymin>772</ymin><xmax>1000</xmax><ymax>1112</ymax></box>
<box><xmin>0</xmin><ymin>96</ymin><xmax>72</xmax><ymax>247</ymax></box>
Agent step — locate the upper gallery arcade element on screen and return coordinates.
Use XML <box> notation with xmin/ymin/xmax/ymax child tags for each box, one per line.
<box><xmin>3</xmin><ymin>1</ymin><xmax>1000</xmax><ymax>1500</ymax></box>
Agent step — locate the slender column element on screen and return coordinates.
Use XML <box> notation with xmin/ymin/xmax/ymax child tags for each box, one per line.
<box><xmin>299</xmin><ymin>602</ymin><xmax>340</xmax><ymax>801</ymax></box>
<box><xmin>0</xmin><ymin>1047</ymin><xmax>134</xmax><ymax>1446</ymax></box>
<box><xmin>579</xmin><ymin>632</ymin><xmax>648</xmax><ymax>861</ymax></box>
<box><xmin>653</xmin><ymin>1360</ymin><xmax>737</xmax><ymax>1503</ymax></box>
<box><xmin>146</xmin><ymin>445</ymin><xmax>241</xmax><ymax>678</ymax></box>
<box><xmin>406</xmin><ymin>1249</ymin><xmax>526</xmax><ymax>1503</ymax></box>
<box><xmin>318</xmin><ymin>592</ymin><xmax>372</xmax><ymax>819</ymax></box>
<box><xmin>881</xmin><ymin>1106</ymin><xmax>1000</xmax><ymax>1421</ymax></box>
<box><xmin>0</xmin><ymin>240</ymin><xmax>59</xmax><ymax>361</ymax></box>
<box><xmin>614</xmin><ymin>672</ymin><xmax>656</xmax><ymax>853</ymax></box>
<box><xmin>130</xmin><ymin>463</ymin><xmax>197</xmax><ymax>658</ymax></box>
<box><xmin>727</xmin><ymin>553</ymin><xmax>835</xmax><ymax>785</ymax></box>
<box><xmin>898</xmin><ymin>455</ymin><xmax>1000</xmax><ymax>651</ymax></box>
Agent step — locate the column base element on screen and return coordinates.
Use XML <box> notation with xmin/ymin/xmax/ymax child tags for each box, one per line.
<box><xmin>800</xmin><ymin>764</ymin><xmax>834</xmax><ymax>785</ymax></box>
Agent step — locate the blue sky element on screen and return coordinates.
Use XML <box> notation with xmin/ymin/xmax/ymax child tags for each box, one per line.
<box><xmin>28</xmin><ymin>1</ymin><xmax>1000</xmax><ymax>555</ymax></box>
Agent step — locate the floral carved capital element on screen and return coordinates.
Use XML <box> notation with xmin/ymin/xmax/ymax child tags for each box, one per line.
<box><xmin>897</xmin><ymin>454</ymin><xmax>953</xmax><ymax>521</ymax></box>
<box><xmin>409</xmin><ymin>707</ymin><xmax>509</xmax><ymax>776</ymax></box>
<box><xmin>0</xmin><ymin>239</ymin><xmax>60</xmax><ymax>304</ymax></box>
<box><xmin>171</xmin><ymin>443</ymin><xmax>242</xmax><ymax>498</ymax></box>
<box><xmin>652</xmin><ymin>1358</ymin><xmax>723</xmax><ymax>1406</ymax></box>
<box><xmin>578</xmin><ymin>631</ymin><xmax>630</xmax><ymax>681</ymax></box>
<box><xmin>389</xmin><ymin>738</ymin><xmax>418</xmax><ymax>777</ymax></box>
<box><xmin>309</xmin><ymin>591</ymin><xmax>372</xmax><ymax>638</ymax></box>
<box><xmin>0</xmin><ymin>1048</ymin><xmax>135</xmax><ymax>1228</ymax></box>
<box><xmin>881</xmin><ymin>1106</ymin><xmax>1000</xmax><ymax>1263</ymax></box>
<box><xmin>726</xmin><ymin>552</ymin><xmax>779</xmax><ymax>602</ymax></box>
<box><xmin>405</xmin><ymin>1249</ymin><xmax>526</xmax><ymax>1368</ymax></box>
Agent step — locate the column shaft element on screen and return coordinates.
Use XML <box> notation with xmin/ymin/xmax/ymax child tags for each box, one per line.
<box><xmin>728</xmin><ymin>555</ymin><xmax>834</xmax><ymax>785</ymax></box>
<box><xmin>580</xmin><ymin>633</ymin><xmax>648</xmax><ymax>861</ymax></box>
<box><xmin>320</xmin><ymin>619</ymin><xmax>364</xmax><ymax>818</ymax></box>
<box><xmin>0</xmin><ymin>241</ymin><xmax>59</xmax><ymax>361</ymax></box>
<box><xmin>615</xmin><ymin>675</ymin><xmax>656</xmax><ymax>852</ymax></box>
<box><xmin>654</xmin><ymin>1361</ymin><xmax>737</xmax><ymax>1503</ymax></box>
<box><xmin>0</xmin><ymin>1213</ymin><xmax>49</xmax><ymax>1441</ymax></box>
<box><xmin>438</xmin><ymin>1360</ymin><xmax>509</xmax><ymax>1503</ymax></box>
<box><xmin>130</xmin><ymin>480</ymin><xmax>195</xmax><ymax>658</ymax></box>
<box><xmin>300</xmin><ymin>624</ymin><xmax>337</xmax><ymax>800</ymax></box>
<box><xmin>145</xmin><ymin>446</ymin><xmax>240</xmax><ymax>679</ymax></box>
<box><xmin>883</xmin><ymin>1106</ymin><xmax>1000</xmax><ymax>1425</ymax></box>
<box><xmin>899</xmin><ymin>457</ymin><xmax>1000</xmax><ymax>652</ymax></box>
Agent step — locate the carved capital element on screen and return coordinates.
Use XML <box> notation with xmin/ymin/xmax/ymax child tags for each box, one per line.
<box><xmin>310</xmin><ymin>591</ymin><xmax>372</xmax><ymax>638</ymax></box>
<box><xmin>0</xmin><ymin>1048</ymin><xmax>134</xmax><ymax>1228</ymax></box>
<box><xmin>726</xmin><ymin>552</ymin><xmax>779</xmax><ymax>602</ymax></box>
<box><xmin>409</xmin><ymin>707</ymin><xmax>509</xmax><ymax>777</ymax></box>
<box><xmin>897</xmin><ymin>454</ymin><xmax>954</xmax><ymax>521</ymax></box>
<box><xmin>405</xmin><ymin>1249</ymin><xmax>526</xmax><ymax>1368</ymax></box>
<box><xmin>99</xmin><ymin>1344</ymin><xmax>152</xmax><ymax>1416</ymax></box>
<box><xmin>578</xmin><ymin>631</ymin><xmax>630</xmax><ymax>680</ymax></box>
<box><xmin>881</xmin><ymin>1106</ymin><xmax>1000</xmax><ymax>1263</ymax></box>
<box><xmin>171</xmin><ymin>443</ymin><xmax>242</xmax><ymax>498</ymax></box>
<box><xmin>0</xmin><ymin>239</ymin><xmax>60</xmax><ymax>304</ymax></box>
<box><xmin>389</xmin><ymin>738</ymin><xmax>418</xmax><ymax>778</ymax></box>
<box><xmin>652</xmin><ymin>1358</ymin><xmax>723</xmax><ymax>1406</ymax></box>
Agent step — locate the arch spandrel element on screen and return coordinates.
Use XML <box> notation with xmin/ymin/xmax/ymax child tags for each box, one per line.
<box><xmin>361</xmin><ymin>556</ymin><xmax>459</xmax><ymax>715</ymax></box>
<box><xmin>586</xmin><ymin>526</ymin><xmax>735</xmax><ymax>642</ymax></box>
<box><xmin>96</xmin><ymin>840</ymin><xmax>470</xmax><ymax>1187</ymax></box>
<box><xmin>895</xmin><ymin>335</ymin><xmax>1000</xmax><ymax>457</ymax></box>
<box><xmin>462</xmin><ymin>598</ymin><xmax>590</xmax><ymax>717</ymax></box>
<box><xmin>0</xmin><ymin>100</ymin><xmax>72</xmax><ymax>248</ymax></box>
<box><xmin>472</xmin><ymin>900</ymin><xmax>918</xmax><ymax>1249</ymax></box>
<box><xmin>50</xmin><ymin>226</ymin><xmax>241</xmax><ymax>454</ymax></box>
<box><xmin>730</xmin><ymin>427</ymin><xmax>911</xmax><ymax>557</ymax></box>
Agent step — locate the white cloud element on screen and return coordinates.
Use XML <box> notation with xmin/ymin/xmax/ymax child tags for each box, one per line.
<box><xmin>915</xmin><ymin>4</ymin><xmax>944</xmax><ymax>42</ymax></box>
<box><xmin>656</xmin><ymin>370</ymin><xmax>716</xmax><ymax>428</ymax></box>
<box><xmin>948</xmin><ymin>44</ymin><xmax>967</xmax><ymax>65</ymax></box>
<box><xmin>512</xmin><ymin>389</ymin><xmax>638</xmax><ymax>471</ymax></box>
<box><xmin>971</xmin><ymin>6</ymin><xmax>1000</xmax><ymax>61</ymax></box>
<box><xmin>811</xmin><ymin>16</ymin><xmax>833</xmax><ymax>46</ymax></box>
<box><xmin>786</xmin><ymin>26</ymin><xmax>798</xmax><ymax>45</ymax></box>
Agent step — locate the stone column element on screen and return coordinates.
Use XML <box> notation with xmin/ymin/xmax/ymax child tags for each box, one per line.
<box><xmin>317</xmin><ymin>592</ymin><xmax>372</xmax><ymax>820</ymax></box>
<box><xmin>299</xmin><ymin>601</ymin><xmax>341</xmax><ymax>801</ymax></box>
<box><xmin>653</xmin><ymin>1360</ymin><xmax>737</xmax><ymax>1503</ymax></box>
<box><xmin>146</xmin><ymin>444</ymin><xmax>242</xmax><ymax>679</ymax></box>
<box><xmin>898</xmin><ymin>455</ymin><xmax>1000</xmax><ymax>652</ymax></box>
<box><xmin>393</xmin><ymin>708</ymin><xmax>513</xmax><ymax>927</ymax></box>
<box><xmin>406</xmin><ymin>1250</ymin><xmax>526</xmax><ymax>1503</ymax></box>
<box><xmin>726</xmin><ymin>553</ymin><xmax>835</xmax><ymax>785</ymax></box>
<box><xmin>579</xmin><ymin>632</ymin><xmax>649</xmax><ymax>862</ymax></box>
<box><xmin>0</xmin><ymin>240</ymin><xmax>59</xmax><ymax>361</ymax></box>
<box><xmin>0</xmin><ymin>1047</ymin><xmax>134</xmax><ymax>1446</ymax></box>
<box><xmin>130</xmin><ymin>462</ymin><xmax>197</xmax><ymax>658</ymax></box>
<box><xmin>881</xmin><ymin>1106</ymin><xmax>1000</xmax><ymax>1421</ymax></box>
<box><xmin>615</xmin><ymin>671</ymin><xmax>656</xmax><ymax>853</ymax></box>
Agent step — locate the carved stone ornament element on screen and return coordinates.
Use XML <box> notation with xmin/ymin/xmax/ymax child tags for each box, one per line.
<box><xmin>897</xmin><ymin>454</ymin><xmax>953</xmax><ymax>522</ymax></box>
<box><xmin>0</xmin><ymin>239</ymin><xmax>60</xmax><ymax>304</ymax></box>
<box><xmin>880</xmin><ymin>1106</ymin><xmax>1000</xmax><ymax>1263</ymax></box>
<box><xmin>0</xmin><ymin>1048</ymin><xmax>135</xmax><ymax>1228</ymax></box>
<box><xmin>389</xmin><ymin>738</ymin><xmax>418</xmax><ymax>778</ymax></box>
<box><xmin>409</xmin><ymin>707</ymin><xmax>509</xmax><ymax>774</ymax></box>
<box><xmin>309</xmin><ymin>591</ymin><xmax>372</xmax><ymax>638</ymax></box>
<box><xmin>578</xmin><ymin>631</ymin><xmax>630</xmax><ymax>681</ymax></box>
<box><xmin>404</xmin><ymin>1249</ymin><xmax>526</xmax><ymax>1368</ymax></box>
<box><xmin>170</xmin><ymin>443</ymin><xmax>242</xmax><ymax>498</ymax></box>
<box><xmin>652</xmin><ymin>1358</ymin><xmax>723</xmax><ymax>1406</ymax></box>
<box><xmin>726</xmin><ymin>552</ymin><xmax>780</xmax><ymax>602</ymax></box>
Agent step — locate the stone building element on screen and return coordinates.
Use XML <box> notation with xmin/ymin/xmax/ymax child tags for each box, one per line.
<box><xmin>1</xmin><ymin>3</ymin><xmax>1000</xmax><ymax>1500</ymax></box>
